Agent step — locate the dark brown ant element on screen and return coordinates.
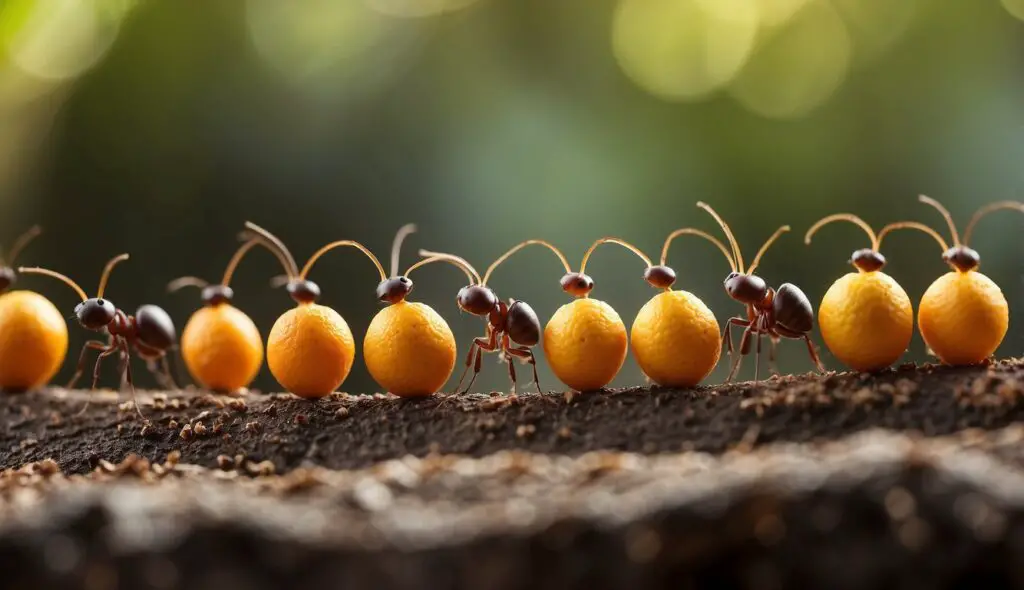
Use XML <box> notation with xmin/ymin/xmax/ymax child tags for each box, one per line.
<box><xmin>19</xmin><ymin>254</ymin><xmax>178</xmax><ymax>416</ymax></box>
<box><xmin>415</xmin><ymin>248</ymin><xmax>542</xmax><ymax>397</ymax></box>
<box><xmin>0</xmin><ymin>225</ymin><xmax>42</xmax><ymax>293</ymax></box>
<box><xmin>696</xmin><ymin>202</ymin><xmax>825</xmax><ymax>382</ymax></box>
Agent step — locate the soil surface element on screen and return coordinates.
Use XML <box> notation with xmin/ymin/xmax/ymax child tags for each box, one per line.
<box><xmin>0</xmin><ymin>359</ymin><xmax>1021</xmax><ymax>475</ymax></box>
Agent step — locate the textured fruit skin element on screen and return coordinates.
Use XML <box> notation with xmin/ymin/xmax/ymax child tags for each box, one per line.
<box><xmin>630</xmin><ymin>290</ymin><xmax>720</xmax><ymax>387</ymax></box>
<box><xmin>0</xmin><ymin>291</ymin><xmax>68</xmax><ymax>391</ymax></box>
<box><xmin>181</xmin><ymin>304</ymin><xmax>263</xmax><ymax>394</ymax></box>
<box><xmin>364</xmin><ymin>301</ymin><xmax>456</xmax><ymax>397</ymax></box>
<box><xmin>818</xmin><ymin>271</ymin><xmax>913</xmax><ymax>372</ymax></box>
<box><xmin>543</xmin><ymin>298</ymin><xmax>628</xmax><ymax>391</ymax></box>
<box><xmin>267</xmin><ymin>303</ymin><xmax>355</xmax><ymax>398</ymax></box>
<box><xmin>918</xmin><ymin>271</ymin><xmax>1008</xmax><ymax>366</ymax></box>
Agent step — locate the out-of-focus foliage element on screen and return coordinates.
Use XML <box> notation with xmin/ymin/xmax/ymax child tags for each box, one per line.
<box><xmin>0</xmin><ymin>0</ymin><xmax>1020</xmax><ymax>394</ymax></box>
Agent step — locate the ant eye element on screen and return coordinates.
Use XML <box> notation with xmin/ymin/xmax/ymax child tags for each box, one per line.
<box><xmin>96</xmin><ymin>299</ymin><xmax>105</xmax><ymax>306</ymax></box>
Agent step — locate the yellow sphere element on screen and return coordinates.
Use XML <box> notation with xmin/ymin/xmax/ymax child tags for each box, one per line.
<box><xmin>0</xmin><ymin>290</ymin><xmax>68</xmax><ymax>391</ymax></box>
<box><xmin>630</xmin><ymin>290</ymin><xmax>720</xmax><ymax>387</ymax></box>
<box><xmin>181</xmin><ymin>304</ymin><xmax>263</xmax><ymax>393</ymax></box>
<box><xmin>267</xmin><ymin>303</ymin><xmax>355</xmax><ymax>398</ymax></box>
<box><xmin>543</xmin><ymin>298</ymin><xmax>628</xmax><ymax>391</ymax></box>
<box><xmin>918</xmin><ymin>271</ymin><xmax>1008</xmax><ymax>366</ymax></box>
<box><xmin>818</xmin><ymin>271</ymin><xmax>913</xmax><ymax>372</ymax></box>
<box><xmin>364</xmin><ymin>301</ymin><xmax>456</xmax><ymax>397</ymax></box>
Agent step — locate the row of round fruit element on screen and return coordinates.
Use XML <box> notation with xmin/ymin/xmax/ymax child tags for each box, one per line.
<box><xmin>0</xmin><ymin>196</ymin><xmax>1014</xmax><ymax>401</ymax></box>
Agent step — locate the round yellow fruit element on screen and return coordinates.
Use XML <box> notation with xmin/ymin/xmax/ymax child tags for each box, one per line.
<box><xmin>0</xmin><ymin>290</ymin><xmax>68</xmax><ymax>391</ymax></box>
<box><xmin>267</xmin><ymin>303</ymin><xmax>355</xmax><ymax>398</ymax></box>
<box><xmin>363</xmin><ymin>301</ymin><xmax>456</xmax><ymax>397</ymax></box>
<box><xmin>818</xmin><ymin>271</ymin><xmax>913</xmax><ymax>372</ymax></box>
<box><xmin>543</xmin><ymin>298</ymin><xmax>628</xmax><ymax>391</ymax></box>
<box><xmin>181</xmin><ymin>304</ymin><xmax>263</xmax><ymax>394</ymax></box>
<box><xmin>630</xmin><ymin>290</ymin><xmax>720</xmax><ymax>387</ymax></box>
<box><xmin>918</xmin><ymin>271</ymin><xmax>1008</xmax><ymax>366</ymax></box>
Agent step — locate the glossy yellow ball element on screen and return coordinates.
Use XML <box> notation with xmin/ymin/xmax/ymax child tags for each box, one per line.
<box><xmin>818</xmin><ymin>271</ymin><xmax>913</xmax><ymax>372</ymax></box>
<box><xmin>630</xmin><ymin>290</ymin><xmax>720</xmax><ymax>387</ymax></box>
<box><xmin>364</xmin><ymin>301</ymin><xmax>456</xmax><ymax>397</ymax></box>
<box><xmin>181</xmin><ymin>304</ymin><xmax>263</xmax><ymax>394</ymax></box>
<box><xmin>918</xmin><ymin>271</ymin><xmax>1008</xmax><ymax>366</ymax></box>
<box><xmin>0</xmin><ymin>291</ymin><xmax>67</xmax><ymax>391</ymax></box>
<box><xmin>267</xmin><ymin>303</ymin><xmax>355</xmax><ymax>398</ymax></box>
<box><xmin>543</xmin><ymin>298</ymin><xmax>628</xmax><ymax>391</ymax></box>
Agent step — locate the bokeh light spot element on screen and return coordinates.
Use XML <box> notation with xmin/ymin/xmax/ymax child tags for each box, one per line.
<box><xmin>832</xmin><ymin>0</ymin><xmax>918</xmax><ymax>65</ymax></box>
<box><xmin>612</xmin><ymin>0</ymin><xmax>759</xmax><ymax>101</ymax></box>
<box><xmin>363</xmin><ymin>0</ymin><xmax>481</xmax><ymax>18</ymax></box>
<box><xmin>729</xmin><ymin>0</ymin><xmax>851</xmax><ymax>119</ymax></box>
<box><xmin>1001</xmin><ymin>0</ymin><xmax>1024</xmax><ymax>21</ymax></box>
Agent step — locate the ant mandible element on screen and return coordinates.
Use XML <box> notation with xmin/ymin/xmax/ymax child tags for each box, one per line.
<box><xmin>19</xmin><ymin>254</ymin><xmax>177</xmax><ymax>416</ymax></box>
<box><xmin>696</xmin><ymin>202</ymin><xmax>825</xmax><ymax>382</ymax></box>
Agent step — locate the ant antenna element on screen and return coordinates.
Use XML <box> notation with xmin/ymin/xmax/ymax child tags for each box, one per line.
<box><xmin>243</xmin><ymin>222</ymin><xmax>300</xmax><ymax>280</ymax></box>
<box><xmin>579</xmin><ymin>238</ymin><xmax>653</xmax><ymax>275</ymax></box>
<box><xmin>300</xmin><ymin>240</ymin><xmax>387</xmax><ymax>282</ymax></box>
<box><xmin>418</xmin><ymin>250</ymin><xmax>482</xmax><ymax>284</ymax></box>
<box><xmin>96</xmin><ymin>254</ymin><xmax>129</xmax><ymax>299</ymax></box>
<box><xmin>963</xmin><ymin>201</ymin><xmax>1024</xmax><ymax>246</ymax></box>
<box><xmin>697</xmin><ymin>202</ymin><xmax>745</xmax><ymax>273</ymax></box>
<box><xmin>4</xmin><ymin>226</ymin><xmax>42</xmax><ymax>267</ymax></box>
<box><xmin>660</xmin><ymin>228</ymin><xmax>736</xmax><ymax>271</ymax></box>
<box><xmin>918</xmin><ymin>195</ymin><xmax>961</xmax><ymax>246</ymax></box>
<box><xmin>222</xmin><ymin>238</ymin><xmax>262</xmax><ymax>287</ymax></box>
<box><xmin>390</xmin><ymin>224</ymin><xmax>417</xmax><ymax>278</ymax></box>
<box><xmin>746</xmin><ymin>226</ymin><xmax>790</xmax><ymax>276</ymax></box>
<box><xmin>167</xmin><ymin>277</ymin><xmax>210</xmax><ymax>293</ymax></box>
<box><xmin>804</xmin><ymin>214</ymin><xmax>880</xmax><ymax>251</ymax></box>
<box><xmin>17</xmin><ymin>266</ymin><xmax>88</xmax><ymax>301</ymax></box>
<box><xmin>482</xmin><ymin>239</ymin><xmax>572</xmax><ymax>286</ymax></box>
<box><xmin>405</xmin><ymin>254</ymin><xmax>478</xmax><ymax>284</ymax></box>
<box><xmin>877</xmin><ymin>221</ymin><xmax>950</xmax><ymax>252</ymax></box>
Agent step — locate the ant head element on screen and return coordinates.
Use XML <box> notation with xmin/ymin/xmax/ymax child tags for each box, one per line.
<box><xmin>74</xmin><ymin>298</ymin><xmax>116</xmax><ymax>330</ymax></box>
<box><xmin>560</xmin><ymin>272</ymin><xmax>594</xmax><ymax>297</ymax></box>
<box><xmin>943</xmin><ymin>245</ymin><xmax>980</xmax><ymax>272</ymax></box>
<box><xmin>724</xmin><ymin>272</ymin><xmax>768</xmax><ymax>305</ymax></box>
<box><xmin>286</xmin><ymin>279</ymin><xmax>321</xmax><ymax>304</ymax></box>
<box><xmin>201</xmin><ymin>284</ymin><xmax>234</xmax><ymax>306</ymax></box>
<box><xmin>456</xmin><ymin>285</ymin><xmax>497</xmax><ymax>316</ymax></box>
<box><xmin>644</xmin><ymin>265</ymin><xmax>676</xmax><ymax>289</ymax></box>
<box><xmin>851</xmin><ymin>248</ymin><xmax>886</xmax><ymax>272</ymax></box>
<box><xmin>376</xmin><ymin>276</ymin><xmax>413</xmax><ymax>304</ymax></box>
<box><xmin>0</xmin><ymin>267</ymin><xmax>16</xmax><ymax>293</ymax></box>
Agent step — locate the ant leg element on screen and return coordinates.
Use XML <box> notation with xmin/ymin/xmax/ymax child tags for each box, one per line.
<box><xmin>67</xmin><ymin>340</ymin><xmax>109</xmax><ymax>389</ymax></box>
<box><xmin>119</xmin><ymin>340</ymin><xmax>145</xmax><ymax>420</ymax></box>
<box><xmin>802</xmin><ymin>334</ymin><xmax>826</xmax><ymax>373</ymax></box>
<box><xmin>161</xmin><ymin>355</ymin><xmax>179</xmax><ymax>390</ymax></box>
<box><xmin>769</xmin><ymin>337</ymin><xmax>781</xmax><ymax>376</ymax></box>
<box><xmin>145</xmin><ymin>356</ymin><xmax>177</xmax><ymax>390</ymax></box>
<box><xmin>461</xmin><ymin>347</ymin><xmax>483</xmax><ymax>395</ymax></box>
<box><xmin>754</xmin><ymin>332</ymin><xmax>763</xmax><ymax>382</ymax></box>
<box><xmin>74</xmin><ymin>342</ymin><xmax>120</xmax><ymax>417</ymax></box>
<box><xmin>506</xmin><ymin>350</ymin><xmax>517</xmax><ymax>397</ymax></box>
<box><xmin>460</xmin><ymin>331</ymin><xmax>500</xmax><ymax>394</ymax></box>
<box><xmin>722</xmin><ymin>317</ymin><xmax>751</xmax><ymax>376</ymax></box>
<box><xmin>727</xmin><ymin>325</ymin><xmax>754</xmax><ymax>383</ymax></box>
<box><xmin>90</xmin><ymin>344</ymin><xmax>122</xmax><ymax>390</ymax></box>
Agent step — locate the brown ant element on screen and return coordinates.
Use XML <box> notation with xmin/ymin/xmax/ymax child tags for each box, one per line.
<box><xmin>697</xmin><ymin>202</ymin><xmax>825</xmax><ymax>382</ymax></box>
<box><xmin>20</xmin><ymin>254</ymin><xmax>178</xmax><ymax>416</ymax></box>
<box><xmin>415</xmin><ymin>248</ymin><xmax>543</xmax><ymax>397</ymax></box>
<box><xmin>0</xmin><ymin>225</ymin><xmax>42</xmax><ymax>293</ymax></box>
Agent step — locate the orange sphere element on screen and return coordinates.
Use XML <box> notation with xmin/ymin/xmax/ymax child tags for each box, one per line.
<box><xmin>0</xmin><ymin>290</ymin><xmax>68</xmax><ymax>391</ymax></box>
<box><xmin>630</xmin><ymin>290</ymin><xmax>720</xmax><ymax>387</ymax></box>
<box><xmin>267</xmin><ymin>303</ymin><xmax>355</xmax><ymax>398</ymax></box>
<box><xmin>363</xmin><ymin>301</ymin><xmax>456</xmax><ymax>396</ymax></box>
<box><xmin>918</xmin><ymin>271</ymin><xmax>1008</xmax><ymax>365</ymax></box>
<box><xmin>181</xmin><ymin>303</ymin><xmax>263</xmax><ymax>394</ymax></box>
<box><xmin>543</xmin><ymin>298</ymin><xmax>628</xmax><ymax>391</ymax></box>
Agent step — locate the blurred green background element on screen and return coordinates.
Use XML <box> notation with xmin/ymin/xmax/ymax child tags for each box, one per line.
<box><xmin>0</xmin><ymin>0</ymin><xmax>1020</xmax><ymax>394</ymax></box>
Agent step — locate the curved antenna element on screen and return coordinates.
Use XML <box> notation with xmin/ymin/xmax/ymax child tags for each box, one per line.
<box><xmin>418</xmin><ymin>249</ymin><xmax>481</xmax><ymax>284</ymax></box>
<box><xmin>17</xmin><ymin>267</ymin><xmax>88</xmax><ymax>302</ymax></box>
<box><xmin>660</xmin><ymin>228</ymin><xmax>735</xmax><ymax>271</ymax></box>
<box><xmin>918</xmin><ymin>195</ymin><xmax>961</xmax><ymax>246</ymax></box>
<box><xmin>300</xmin><ymin>240</ymin><xmax>387</xmax><ymax>282</ymax></box>
<box><xmin>389</xmin><ymin>224</ymin><xmax>417</xmax><ymax>278</ymax></box>
<box><xmin>6</xmin><ymin>225</ymin><xmax>42</xmax><ymax>267</ymax></box>
<box><xmin>222</xmin><ymin>238</ymin><xmax>262</xmax><ymax>287</ymax></box>
<box><xmin>406</xmin><ymin>255</ymin><xmax>478</xmax><ymax>284</ymax></box>
<box><xmin>746</xmin><ymin>226</ymin><xmax>790</xmax><ymax>276</ymax></box>
<box><xmin>877</xmin><ymin>221</ymin><xmax>950</xmax><ymax>253</ymax></box>
<box><xmin>243</xmin><ymin>222</ymin><xmax>299</xmax><ymax>279</ymax></box>
<box><xmin>963</xmin><ymin>201</ymin><xmax>1024</xmax><ymax>246</ymax></box>
<box><xmin>804</xmin><ymin>214</ymin><xmax>878</xmax><ymax>251</ymax></box>
<box><xmin>697</xmin><ymin>202</ymin><xmax>745</xmax><ymax>273</ymax></box>
<box><xmin>579</xmin><ymin>238</ymin><xmax>652</xmax><ymax>274</ymax></box>
<box><xmin>96</xmin><ymin>254</ymin><xmax>129</xmax><ymax>298</ymax></box>
<box><xmin>481</xmin><ymin>239</ymin><xmax>572</xmax><ymax>286</ymax></box>
<box><xmin>167</xmin><ymin>277</ymin><xmax>210</xmax><ymax>293</ymax></box>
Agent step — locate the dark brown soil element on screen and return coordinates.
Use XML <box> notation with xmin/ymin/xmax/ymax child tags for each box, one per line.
<box><xmin>1</xmin><ymin>358</ymin><xmax>1022</xmax><ymax>475</ymax></box>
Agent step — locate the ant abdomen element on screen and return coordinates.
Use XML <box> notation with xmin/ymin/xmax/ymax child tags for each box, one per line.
<box><xmin>506</xmin><ymin>300</ymin><xmax>541</xmax><ymax>346</ymax></box>
<box><xmin>135</xmin><ymin>304</ymin><xmax>177</xmax><ymax>351</ymax></box>
<box><xmin>772</xmin><ymin>283</ymin><xmax>814</xmax><ymax>334</ymax></box>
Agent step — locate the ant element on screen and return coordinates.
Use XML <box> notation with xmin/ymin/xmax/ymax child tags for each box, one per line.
<box><xmin>0</xmin><ymin>225</ymin><xmax>42</xmax><ymax>292</ymax></box>
<box><xmin>20</xmin><ymin>254</ymin><xmax>178</xmax><ymax>416</ymax></box>
<box><xmin>697</xmin><ymin>202</ymin><xmax>825</xmax><ymax>382</ymax></box>
<box><xmin>416</xmin><ymin>248</ymin><xmax>543</xmax><ymax>398</ymax></box>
